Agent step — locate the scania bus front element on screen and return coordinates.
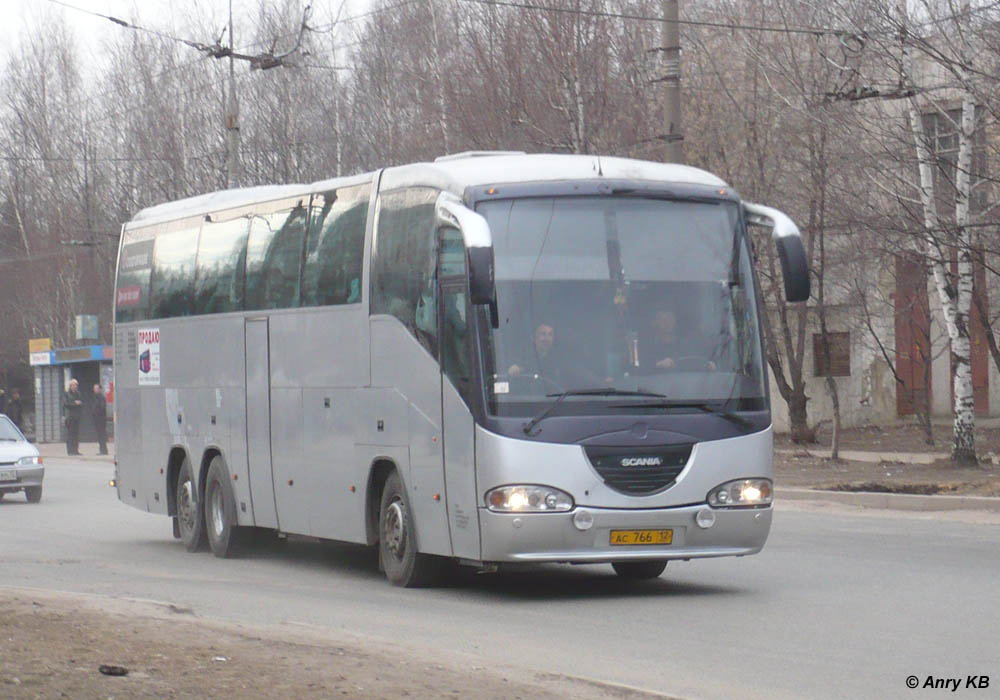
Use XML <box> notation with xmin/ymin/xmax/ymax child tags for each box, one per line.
<box><xmin>442</xmin><ymin>178</ymin><xmax>808</xmax><ymax>578</ymax></box>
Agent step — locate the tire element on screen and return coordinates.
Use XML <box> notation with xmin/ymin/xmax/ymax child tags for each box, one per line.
<box><xmin>204</xmin><ymin>455</ymin><xmax>242</xmax><ymax>558</ymax></box>
<box><xmin>612</xmin><ymin>560</ymin><xmax>667</xmax><ymax>580</ymax></box>
<box><xmin>378</xmin><ymin>471</ymin><xmax>441</xmax><ymax>587</ymax></box>
<box><xmin>175</xmin><ymin>457</ymin><xmax>207</xmax><ymax>552</ymax></box>
<box><xmin>25</xmin><ymin>486</ymin><xmax>42</xmax><ymax>503</ymax></box>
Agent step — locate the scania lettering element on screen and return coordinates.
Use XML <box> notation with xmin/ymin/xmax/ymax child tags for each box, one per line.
<box><xmin>112</xmin><ymin>153</ymin><xmax>809</xmax><ymax>586</ymax></box>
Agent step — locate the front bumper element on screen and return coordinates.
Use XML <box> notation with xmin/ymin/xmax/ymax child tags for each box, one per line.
<box><xmin>479</xmin><ymin>503</ymin><xmax>772</xmax><ymax>563</ymax></box>
<box><xmin>0</xmin><ymin>466</ymin><xmax>45</xmax><ymax>491</ymax></box>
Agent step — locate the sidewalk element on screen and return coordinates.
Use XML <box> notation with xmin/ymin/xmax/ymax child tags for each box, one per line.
<box><xmin>37</xmin><ymin>442</ymin><xmax>114</xmax><ymax>462</ymax></box>
<box><xmin>774</xmin><ymin>447</ymin><xmax>949</xmax><ymax>465</ymax></box>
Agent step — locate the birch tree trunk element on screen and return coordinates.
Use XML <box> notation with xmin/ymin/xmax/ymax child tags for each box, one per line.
<box><xmin>901</xmin><ymin>1</ymin><xmax>977</xmax><ymax>465</ymax></box>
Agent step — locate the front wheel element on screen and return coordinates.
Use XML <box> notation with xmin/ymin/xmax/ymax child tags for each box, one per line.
<box><xmin>25</xmin><ymin>486</ymin><xmax>42</xmax><ymax>503</ymax></box>
<box><xmin>204</xmin><ymin>455</ymin><xmax>242</xmax><ymax>558</ymax></box>
<box><xmin>379</xmin><ymin>471</ymin><xmax>441</xmax><ymax>587</ymax></box>
<box><xmin>611</xmin><ymin>560</ymin><xmax>667</xmax><ymax>580</ymax></box>
<box><xmin>176</xmin><ymin>457</ymin><xmax>207</xmax><ymax>552</ymax></box>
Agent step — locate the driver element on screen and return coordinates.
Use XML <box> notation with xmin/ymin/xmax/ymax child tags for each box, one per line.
<box><xmin>508</xmin><ymin>322</ymin><xmax>558</xmax><ymax>378</ymax></box>
<box><xmin>639</xmin><ymin>309</ymin><xmax>716</xmax><ymax>372</ymax></box>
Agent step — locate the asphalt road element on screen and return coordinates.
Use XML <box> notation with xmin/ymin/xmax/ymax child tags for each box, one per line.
<box><xmin>2</xmin><ymin>458</ymin><xmax>999</xmax><ymax>699</ymax></box>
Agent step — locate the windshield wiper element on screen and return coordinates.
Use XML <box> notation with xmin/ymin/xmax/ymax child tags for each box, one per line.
<box><xmin>609</xmin><ymin>399</ymin><xmax>754</xmax><ymax>429</ymax></box>
<box><xmin>523</xmin><ymin>388</ymin><xmax>667</xmax><ymax>436</ymax></box>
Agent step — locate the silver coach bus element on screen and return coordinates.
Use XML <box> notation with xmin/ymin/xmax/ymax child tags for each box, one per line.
<box><xmin>112</xmin><ymin>153</ymin><xmax>809</xmax><ymax>586</ymax></box>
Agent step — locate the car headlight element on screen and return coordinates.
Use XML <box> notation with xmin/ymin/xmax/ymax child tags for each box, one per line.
<box><xmin>707</xmin><ymin>478</ymin><xmax>772</xmax><ymax>508</ymax></box>
<box><xmin>16</xmin><ymin>455</ymin><xmax>42</xmax><ymax>466</ymax></box>
<box><xmin>485</xmin><ymin>485</ymin><xmax>573</xmax><ymax>512</ymax></box>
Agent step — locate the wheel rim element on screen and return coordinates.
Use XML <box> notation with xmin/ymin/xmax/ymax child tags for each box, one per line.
<box><xmin>383</xmin><ymin>499</ymin><xmax>407</xmax><ymax>560</ymax></box>
<box><xmin>209</xmin><ymin>480</ymin><xmax>225</xmax><ymax>537</ymax></box>
<box><xmin>178</xmin><ymin>479</ymin><xmax>196</xmax><ymax>533</ymax></box>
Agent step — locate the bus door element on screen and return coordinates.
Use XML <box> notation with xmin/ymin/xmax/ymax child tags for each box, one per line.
<box><xmin>437</xmin><ymin>226</ymin><xmax>481</xmax><ymax>560</ymax></box>
<box><xmin>245</xmin><ymin>317</ymin><xmax>279</xmax><ymax>528</ymax></box>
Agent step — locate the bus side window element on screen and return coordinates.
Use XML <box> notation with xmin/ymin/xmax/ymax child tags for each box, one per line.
<box><xmin>116</xmin><ymin>236</ymin><xmax>155</xmax><ymax>323</ymax></box>
<box><xmin>193</xmin><ymin>217</ymin><xmax>250</xmax><ymax>315</ymax></box>
<box><xmin>301</xmin><ymin>184</ymin><xmax>370</xmax><ymax>307</ymax></box>
<box><xmin>371</xmin><ymin>188</ymin><xmax>439</xmax><ymax>357</ymax></box>
<box><xmin>245</xmin><ymin>202</ymin><xmax>307</xmax><ymax>311</ymax></box>
<box><xmin>149</xmin><ymin>219</ymin><xmax>201</xmax><ymax>319</ymax></box>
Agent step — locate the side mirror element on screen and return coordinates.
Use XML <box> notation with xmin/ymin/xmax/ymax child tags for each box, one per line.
<box><xmin>435</xmin><ymin>192</ymin><xmax>495</xmax><ymax>305</ymax></box>
<box><xmin>743</xmin><ymin>202</ymin><xmax>810</xmax><ymax>302</ymax></box>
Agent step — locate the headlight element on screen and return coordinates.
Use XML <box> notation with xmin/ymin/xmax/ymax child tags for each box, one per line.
<box><xmin>707</xmin><ymin>478</ymin><xmax>772</xmax><ymax>508</ymax></box>
<box><xmin>16</xmin><ymin>455</ymin><xmax>42</xmax><ymax>466</ymax></box>
<box><xmin>485</xmin><ymin>485</ymin><xmax>573</xmax><ymax>512</ymax></box>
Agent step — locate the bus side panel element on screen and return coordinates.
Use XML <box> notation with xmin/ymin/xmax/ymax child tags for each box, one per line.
<box><xmin>370</xmin><ymin>317</ymin><xmax>452</xmax><ymax>557</ymax></box>
<box><xmin>140</xmin><ymin>386</ymin><xmax>171</xmax><ymax>515</ymax></box>
<box><xmin>114</xmin><ymin>387</ymin><xmax>145</xmax><ymax>511</ymax></box>
<box><xmin>442</xmin><ymin>379</ymin><xmax>480</xmax><ymax>560</ymax></box>
<box><xmin>303</xmin><ymin>387</ymin><xmax>368</xmax><ymax>543</ymax></box>
<box><xmin>224</xmin><ymin>386</ymin><xmax>255</xmax><ymax>528</ymax></box>
<box><xmin>270</xmin><ymin>386</ymin><xmax>308</xmax><ymax>534</ymax></box>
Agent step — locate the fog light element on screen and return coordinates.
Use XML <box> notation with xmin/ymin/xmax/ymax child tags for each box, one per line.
<box><xmin>695</xmin><ymin>508</ymin><xmax>716</xmax><ymax>529</ymax></box>
<box><xmin>573</xmin><ymin>509</ymin><xmax>594</xmax><ymax>531</ymax></box>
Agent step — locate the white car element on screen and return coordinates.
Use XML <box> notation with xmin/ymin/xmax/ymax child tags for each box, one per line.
<box><xmin>0</xmin><ymin>414</ymin><xmax>43</xmax><ymax>503</ymax></box>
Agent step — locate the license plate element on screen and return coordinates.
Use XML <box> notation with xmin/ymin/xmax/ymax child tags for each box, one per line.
<box><xmin>610</xmin><ymin>529</ymin><xmax>673</xmax><ymax>546</ymax></box>
<box><xmin>0</xmin><ymin>469</ymin><xmax>16</xmax><ymax>482</ymax></box>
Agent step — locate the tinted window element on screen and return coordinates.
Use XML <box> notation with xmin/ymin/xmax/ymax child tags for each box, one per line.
<box><xmin>116</xmin><ymin>237</ymin><xmax>154</xmax><ymax>323</ymax></box>
<box><xmin>245</xmin><ymin>200</ymin><xmax>309</xmax><ymax>310</ymax></box>
<box><xmin>149</xmin><ymin>221</ymin><xmax>201</xmax><ymax>318</ymax></box>
<box><xmin>371</xmin><ymin>188</ymin><xmax>439</xmax><ymax>355</ymax></box>
<box><xmin>302</xmin><ymin>183</ymin><xmax>370</xmax><ymax>307</ymax></box>
<box><xmin>193</xmin><ymin>216</ymin><xmax>250</xmax><ymax>314</ymax></box>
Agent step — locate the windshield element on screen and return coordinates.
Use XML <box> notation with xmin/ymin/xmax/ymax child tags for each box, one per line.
<box><xmin>0</xmin><ymin>416</ymin><xmax>25</xmax><ymax>441</ymax></box>
<box><xmin>477</xmin><ymin>195</ymin><xmax>766</xmax><ymax>418</ymax></box>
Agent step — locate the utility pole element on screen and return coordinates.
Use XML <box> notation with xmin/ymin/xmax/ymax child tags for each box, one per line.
<box><xmin>225</xmin><ymin>0</ymin><xmax>242</xmax><ymax>188</ymax></box>
<box><xmin>662</xmin><ymin>0</ymin><xmax>683</xmax><ymax>163</ymax></box>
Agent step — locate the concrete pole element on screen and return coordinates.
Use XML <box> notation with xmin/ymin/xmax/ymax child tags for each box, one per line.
<box><xmin>225</xmin><ymin>0</ymin><xmax>242</xmax><ymax>188</ymax></box>
<box><xmin>662</xmin><ymin>0</ymin><xmax>683</xmax><ymax>163</ymax></box>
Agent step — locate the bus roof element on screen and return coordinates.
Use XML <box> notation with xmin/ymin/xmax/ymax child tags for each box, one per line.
<box><xmin>125</xmin><ymin>154</ymin><xmax>728</xmax><ymax>229</ymax></box>
<box><xmin>380</xmin><ymin>153</ymin><xmax>729</xmax><ymax>193</ymax></box>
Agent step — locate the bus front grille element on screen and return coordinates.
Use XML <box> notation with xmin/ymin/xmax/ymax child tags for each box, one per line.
<box><xmin>584</xmin><ymin>444</ymin><xmax>693</xmax><ymax>495</ymax></box>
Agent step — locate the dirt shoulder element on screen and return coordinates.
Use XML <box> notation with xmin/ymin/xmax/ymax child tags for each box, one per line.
<box><xmin>774</xmin><ymin>423</ymin><xmax>1000</xmax><ymax>497</ymax></box>
<box><xmin>1</xmin><ymin>588</ymin><xmax>663</xmax><ymax>700</ymax></box>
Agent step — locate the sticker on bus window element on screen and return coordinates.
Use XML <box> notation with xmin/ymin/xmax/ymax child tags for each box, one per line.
<box><xmin>137</xmin><ymin>328</ymin><xmax>161</xmax><ymax>386</ymax></box>
<box><xmin>494</xmin><ymin>381</ymin><xmax>509</xmax><ymax>394</ymax></box>
<box><xmin>116</xmin><ymin>286</ymin><xmax>142</xmax><ymax>307</ymax></box>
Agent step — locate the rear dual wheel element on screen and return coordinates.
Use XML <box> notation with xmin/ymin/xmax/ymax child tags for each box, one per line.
<box><xmin>176</xmin><ymin>457</ymin><xmax>207</xmax><ymax>552</ymax></box>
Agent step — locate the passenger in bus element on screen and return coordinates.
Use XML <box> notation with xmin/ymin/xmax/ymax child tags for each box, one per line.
<box><xmin>639</xmin><ymin>309</ymin><xmax>717</xmax><ymax>372</ymax></box>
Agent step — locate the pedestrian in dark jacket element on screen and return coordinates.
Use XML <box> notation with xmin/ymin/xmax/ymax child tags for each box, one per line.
<box><xmin>7</xmin><ymin>388</ymin><xmax>23</xmax><ymax>431</ymax></box>
<box><xmin>64</xmin><ymin>379</ymin><xmax>83</xmax><ymax>455</ymax></box>
<box><xmin>92</xmin><ymin>383</ymin><xmax>108</xmax><ymax>455</ymax></box>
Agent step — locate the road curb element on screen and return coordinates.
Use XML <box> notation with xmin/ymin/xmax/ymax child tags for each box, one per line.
<box><xmin>778</xmin><ymin>487</ymin><xmax>1000</xmax><ymax>513</ymax></box>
